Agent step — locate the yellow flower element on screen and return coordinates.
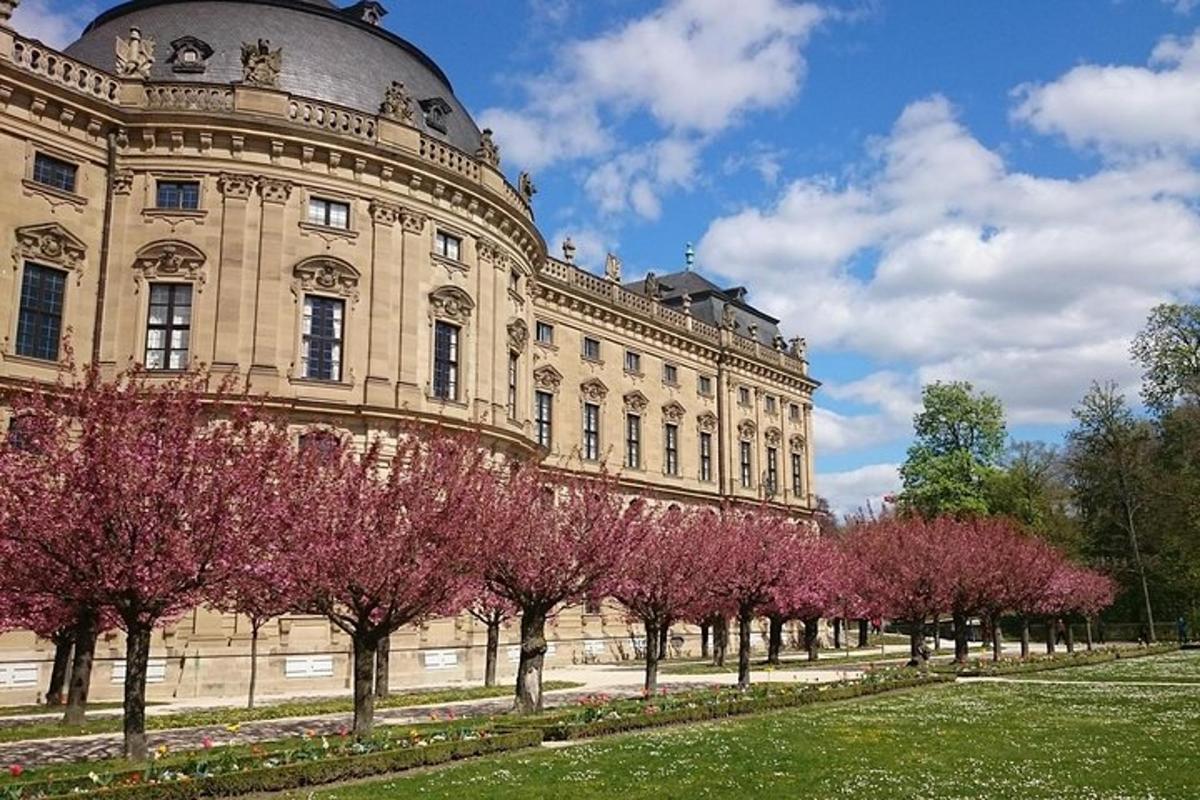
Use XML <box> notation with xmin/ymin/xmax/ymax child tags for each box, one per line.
<box><xmin>224</xmin><ymin>723</ymin><xmax>241</xmax><ymax>734</ymax></box>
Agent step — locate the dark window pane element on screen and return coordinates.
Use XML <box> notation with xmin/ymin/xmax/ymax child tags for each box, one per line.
<box><xmin>302</xmin><ymin>296</ymin><xmax>344</xmax><ymax>381</ymax></box>
<box><xmin>433</xmin><ymin>321</ymin><xmax>459</xmax><ymax>399</ymax></box>
<box><xmin>16</xmin><ymin>264</ymin><xmax>66</xmax><ymax>361</ymax></box>
<box><xmin>32</xmin><ymin>154</ymin><xmax>77</xmax><ymax>193</ymax></box>
<box><xmin>144</xmin><ymin>283</ymin><xmax>192</xmax><ymax>370</ymax></box>
<box><xmin>156</xmin><ymin>181</ymin><xmax>200</xmax><ymax>210</ymax></box>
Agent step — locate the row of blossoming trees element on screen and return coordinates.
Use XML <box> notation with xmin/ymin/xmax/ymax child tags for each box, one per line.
<box><xmin>0</xmin><ymin>368</ymin><xmax>1115</xmax><ymax>762</ymax></box>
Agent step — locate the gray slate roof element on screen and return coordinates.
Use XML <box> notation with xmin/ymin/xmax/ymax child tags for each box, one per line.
<box><xmin>624</xmin><ymin>270</ymin><xmax>783</xmax><ymax>346</ymax></box>
<box><xmin>64</xmin><ymin>0</ymin><xmax>483</xmax><ymax>154</ymax></box>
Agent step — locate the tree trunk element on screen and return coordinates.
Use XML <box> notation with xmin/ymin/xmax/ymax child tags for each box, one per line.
<box><xmin>1085</xmin><ymin>618</ymin><xmax>1094</xmax><ymax>651</ymax></box>
<box><xmin>952</xmin><ymin>611</ymin><xmax>969</xmax><ymax>664</ymax></box>
<box><xmin>832</xmin><ymin>618</ymin><xmax>842</xmax><ymax>649</ymax></box>
<box><xmin>514</xmin><ymin>608</ymin><xmax>548</xmax><ymax>714</ymax></box>
<box><xmin>803</xmin><ymin>618</ymin><xmax>819</xmax><ymax>662</ymax></box>
<box><xmin>700</xmin><ymin>622</ymin><xmax>710</xmax><ymax>659</ymax></box>
<box><xmin>1065</xmin><ymin>621</ymin><xmax>1076</xmax><ymax>654</ymax></box>
<box><xmin>374</xmin><ymin>635</ymin><xmax>390</xmax><ymax>699</ymax></box>
<box><xmin>63</xmin><ymin>608</ymin><xmax>98</xmax><ymax>726</ymax></box>
<box><xmin>1046</xmin><ymin>619</ymin><xmax>1056</xmax><ymax>655</ymax></box>
<box><xmin>907</xmin><ymin>620</ymin><xmax>926</xmax><ymax>667</ymax></box>
<box><xmin>931</xmin><ymin>614</ymin><xmax>941</xmax><ymax>652</ymax></box>
<box><xmin>484</xmin><ymin>618</ymin><xmax>500</xmax><ymax>688</ymax></box>
<box><xmin>658</xmin><ymin>622</ymin><xmax>670</xmax><ymax>662</ymax></box>
<box><xmin>767</xmin><ymin>615</ymin><xmax>784</xmax><ymax>665</ymax></box>
<box><xmin>46</xmin><ymin>630</ymin><xmax>74</xmax><ymax>706</ymax></box>
<box><xmin>857</xmin><ymin>619</ymin><xmax>869</xmax><ymax>648</ymax></box>
<box><xmin>247</xmin><ymin>621</ymin><xmax>261</xmax><ymax>710</ymax></box>
<box><xmin>991</xmin><ymin>616</ymin><xmax>1002</xmax><ymax>662</ymax></box>
<box><xmin>352</xmin><ymin>634</ymin><xmax>377</xmax><ymax>737</ymax></box>
<box><xmin>643</xmin><ymin>619</ymin><xmax>660</xmax><ymax>695</ymax></box>
<box><xmin>736</xmin><ymin>608</ymin><xmax>753</xmax><ymax>689</ymax></box>
<box><xmin>713</xmin><ymin>617</ymin><xmax>728</xmax><ymax>667</ymax></box>
<box><xmin>1019</xmin><ymin>617</ymin><xmax>1030</xmax><ymax>659</ymax></box>
<box><xmin>1123</xmin><ymin>493</ymin><xmax>1156</xmax><ymax>643</ymax></box>
<box><xmin>122</xmin><ymin>622</ymin><xmax>153</xmax><ymax>761</ymax></box>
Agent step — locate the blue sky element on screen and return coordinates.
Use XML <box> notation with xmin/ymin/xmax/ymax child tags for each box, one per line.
<box><xmin>16</xmin><ymin>0</ymin><xmax>1200</xmax><ymax>513</ymax></box>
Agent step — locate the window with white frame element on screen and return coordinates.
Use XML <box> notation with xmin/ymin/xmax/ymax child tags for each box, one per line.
<box><xmin>664</xmin><ymin>423</ymin><xmax>679</xmax><ymax>476</ymax></box>
<box><xmin>307</xmin><ymin>197</ymin><xmax>350</xmax><ymax>229</ymax></box>
<box><xmin>145</xmin><ymin>283</ymin><xmax>192</xmax><ymax>370</ymax></box>
<box><xmin>435</xmin><ymin>230</ymin><xmax>462</xmax><ymax>261</ymax></box>
<box><xmin>507</xmin><ymin>350</ymin><xmax>519</xmax><ymax>418</ymax></box>
<box><xmin>301</xmin><ymin>295</ymin><xmax>344</xmax><ymax>381</ymax></box>
<box><xmin>699</xmin><ymin>431</ymin><xmax>713</xmax><ymax>482</ymax></box>
<box><xmin>535</xmin><ymin>390</ymin><xmax>553</xmax><ymax>448</ymax></box>
<box><xmin>583</xmin><ymin>402</ymin><xmax>600</xmax><ymax>461</ymax></box>
<box><xmin>432</xmin><ymin>320</ymin><xmax>460</xmax><ymax>400</ymax></box>
<box><xmin>792</xmin><ymin>451</ymin><xmax>804</xmax><ymax>497</ymax></box>
<box><xmin>625</xmin><ymin>413</ymin><xmax>641</xmax><ymax>469</ymax></box>
<box><xmin>15</xmin><ymin>263</ymin><xmax>66</xmax><ymax>361</ymax></box>
<box><xmin>740</xmin><ymin>440</ymin><xmax>753</xmax><ymax>488</ymax></box>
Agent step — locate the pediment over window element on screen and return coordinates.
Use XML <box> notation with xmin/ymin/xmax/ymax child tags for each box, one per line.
<box><xmin>697</xmin><ymin>412</ymin><xmax>718</xmax><ymax>432</ymax></box>
<box><xmin>765</xmin><ymin>427</ymin><xmax>782</xmax><ymax>447</ymax></box>
<box><xmin>790</xmin><ymin>433</ymin><xmax>806</xmax><ymax>452</ymax></box>
<box><xmin>533</xmin><ymin>365</ymin><xmax>563</xmax><ymax>393</ymax></box>
<box><xmin>662</xmin><ymin>401</ymin><xmax>686</xmax><ymax>424</ymax></box>
<box><xmin>738</xmin><ymin>419</ymin><xmax>757</xmax><ymax>441</ymax></box>
<box><xmin>13</xmin><ymin>223</ymin><xmax>86</xmax><ymax>273</ymax></box>
<box><xmin>507</xmin><ymin>318</ymin><xmax>528</xmax><ymax>352</ymax></box>
<box><xmin>623</xmin><ymin>390</ymin><xmax>648</xmax><ymax>413</ymax></box>
<box><xmin>580</xmin><ymin>378</ymin><xmax>609</xmax><ymax>403</ymax></box>
<box><xmin>429</xmin><ymin>285</ymin><xmax>474</xmax><ymax>323</ymax></box>
<box><xmin>133</xmin><ymin>239</ymin><xmax>207</xmax><ymax>288</ymax></box>
<box><xmin>294</xmin><ymin>256</ymin><xmax>361</xmax><ymax>303</ymax></box>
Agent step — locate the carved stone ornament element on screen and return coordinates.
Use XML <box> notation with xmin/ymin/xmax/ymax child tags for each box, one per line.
<box><xmin>115</xmin><ymin>27</ymin><xmax>155</xmax><ymax>79</ymax></box>
<box><xmin>217</xmin><ymin>173</ymin><xmax>256</xmax><ymax>199</ymax></box>
<box><xmin>562</xmin><ymin>237</ymin><xmax>576</xmax><ymax>264</ymax></box>
<box><xmin>477</xmin><ymin>128</ymin><xmax>501</xmax><ymax>167</ymax></box>
<box><xmin>580</xmin><ymin>378</ymin><xmax>609</xmax><ymax>403</ymax></box>
<box><xmin>429</xmin><ymin>285</ymin><xmax>474</xmax><ymax>323</ymax></box>
<box><xmin>644</xmin><ymin>271</ymin><xmax>661</xmax><ymax>300</ymax></box>
<box><xmin>13</xmin><ymin>223</ymin><xmax>86</xmax><ymax>273</ymax></box>
<box><xmin>400</xmin><ymin>208</ymin><xmax>427</xmax><ymax>234</ymax></box>
<box><xmin>506</xmin><ymin>318</ymin><xmax>528</xmax><ymax>352</ymax></box>
<box><xmin>697</xmin><ymin>412</ymin><xmax>718</xmax><ymax>433</ymax></box>
<box><xmin>369</xmin><ymin>200</ymin><xmax>401</xmax><ymax>225</ymax></box>
<box><xmin>476</xmin><ymin>237</ymin><xmax>499</xmax><ymax>263</ymax></box>
<box><xmin>241</xmin><ymin>39</ymin><xmax>282</xmax><ymax>88</ymax></box>
<box><xmin>112</xmin><ymin>169</ymin><xmax>134</xmax><ymax>195</ymax></box>
<box><xmin>681</xmin><ymin>292</ymin><xmax>692</xmax><ymax>316</ymax></box>
<box><xmin>789</xmin><ymin>336</ymin><xmax>808</xmax><ymax>360</ymax></box>
<box><xmin>662</xmin><ymin>401</ymin><xmax>686</xmax><ymax>424</ymax></box>
<box><xmin>419</xmin><ymin>97</ymin><xmax>453</xmax><ymax>133</ymax></box>
<box><xmin>132</xmin><ymin>240</ymin><xmax>206</xmax><ymax>287</ymax></box>
<box><xmin>790</xmin><ymin>434</ymin><xmax>806</xmax><ymax>452</ymax></box>
<box><xmin>258</xmin><ymin>177</ymin><xmax>293</xmax><ymax>204</ymax></box>
<box><xmin>765</xmin><ymin>427</ymin><xmax>782</xmax><ymax>447</ymax></box>
<box><xmin>533</xmin><ymin>364</ymin><xmax>563</xmax><ymax>393</ymax></box>
<box><xmin>604</xmin><ymin>252</ymin><xmax>622</xmax><ymax>283</ymax></box>
<box><xmin>379</xmin><ymin>81</ymin><xmax>415</xmax><ymax>122</ymax></box>
<box><xmin>738</xmin><ymin>419</ymin><xmax>757</xmax><ymax>441</ymax></box>
<box><xmin>293</xmin><ymin>256</ymin><xmax>361</xmax><ymax>303</ymax></box>
<box><xmin>168</xmin><ymin>36</ymin><xmax>213</xmax><ymax>74</ymax></box>
<box><xmin>518</xmin><ymin>171</ymin><xmax>537</xmax><ymax>202</ymax></box>
<box><xmin>721</xmin><ymin>302</ymin><xmax>737</xmax><ymax>330</ymax></box>
<box><xmin>0</xmin><ymin>0</ymin><xmax>18</xmax><ymax>30</ymax></box>
<box><xmin>623</xmin><ymin>391</ymin><xmax>648</xmax><ymax>414</ymax></box>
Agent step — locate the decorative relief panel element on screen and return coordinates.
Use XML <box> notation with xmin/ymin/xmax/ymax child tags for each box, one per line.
<box><xmin>662</xmin><ymin>401</ymin><xmax>686</xmax><ymax>424</ymax></box>
<box><xmin>697</xmin><ymin>412</ymin><xmax>718</xmax><ymax>433</ymax></box>
<box><xmin>428</xmin><ymin>285</ymin><xmax>474</xmax><ymax>323</ymax></box>
<box><xmin>112</xmin><ymin>169</ymin><xmax>134</xmax><ymax>195</ymax></box>
<box><xmin>789</xmin><ymin>434</ymin><xmax>806</xmax><ymax>452</ymax></box>
<box><xmin>369</xmin><ymin>200</ymin><xmax>401</xmax><ymax>226</ymax></box>
<box><xmin>13</xmin><ymin>223</ymin><xmax>86</xmax><ymax>274</ymax></box>
<box><xmin>765</xmin><ymin>427</ymin><xmax>782</xmax><ymax>447</ymax></box>
<box><xmin>580</xmin><ymin>378</ymin><xmax>609</xmax><ymax>403</ymax></box>
<box><xmin>533</xmin><ymin>365</ymin><xmax>563</xmax><ymax>393</ymax></box>
<box><xmin>401</xmin><ymin>208</ymin><xmax>428</xmax><ymax>234</ymax></box>
<box><xmin>132</xmin><ymin>240</ymin><xmax>206</xmax><ymax>289</ymax></box>
<box><xmin>623</xmin><ymin>391</ymin><xmax>648</xmax><ymax>414</ymax></box>
<box><xmin>738</xmin><ymin>420</ymin><xmax>757</xmax><ymax>441</ymax></box>
<box><xmin>217</xmin><ymin>173</ymin><xmax>256</xmax><ymax>199</ymax></box>
<box><xmin>506</xmin><ymin>318</ymin><xmax>528</xmax><ymax>352</ymax></box>
<box><xmin>292</xmin><ymin>256</ymin><xmax>361</xmax><ymax>303</ymax></box>
<box><xmin>258</xmin><ymin>177</ymin><xmax>293</xmax><ymax>204</ymax></box>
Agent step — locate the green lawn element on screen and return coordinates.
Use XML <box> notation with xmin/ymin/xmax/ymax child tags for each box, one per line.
<box><xmin>658</xmin><ymin>649</ymin><xmax>915</xmax><ymax>676</ymax></box>
<box><xmin>1030</xmin><ymin>648</ymin><xmax>1200</xmax><ymax>683</ymax></box>
<box><xmin>293</xmin><ymin>674</ymin><xmax>1200</xmax><ymax>798</ymax></box>
<box><xmin>0</xmin><ymin>682</ymin><xmax>582</xmax><ymax>744</ymax></box>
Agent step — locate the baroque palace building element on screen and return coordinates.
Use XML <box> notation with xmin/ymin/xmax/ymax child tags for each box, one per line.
<box><xmin>0</xmin><ymin>0</ymin><xmax>818</xmax><ymax>701</ymax></box>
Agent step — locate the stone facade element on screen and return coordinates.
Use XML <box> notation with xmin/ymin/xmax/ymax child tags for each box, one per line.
<box><xmin>0</xmin><ymin>10</ymin><xmax>817</xmax><ymax>704</ymax></box>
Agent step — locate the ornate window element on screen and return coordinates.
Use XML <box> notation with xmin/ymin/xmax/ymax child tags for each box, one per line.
<box><xmin>32</xmin><ymin>153</ymin><xmax>76</xmax><ymax>193</ymax></box>
<box><xmin>301</xmin><ymin>295</ymin><xmax>344</xmax><ymax>381</ymax></box>
<box><xmin>429</xmin><ymin>286</ymin><xmax>474</xmax><ymax>324</ymax></box>
<box><xmin>535</xmin><ymin>391</ymin><xmax>553</xmax><ymax>448</ymax></box>
<box><xmin>432</xmin><ymin>321</ymin><xmax>460</xmax><ymax>400</ymax></box>
<box><xmin>766</xmin><ymin>447</ymin><xmax>779</xmax><ymax>497</ymax></box>
<box><xmin>664</xmin><ymin>423</ymin><xmax>679</xmax><ymax>476</ymax></box>
<box><xmin>792</xmin><ymin>451</ymin><xmax>804</xmax><ymax>497</ymax></box>
<box><xmin>625</xmin><ymin>413</ymin><xmax>641</xmax><ymax>470</ymax></box>
<box><xmin>740</xmin><ymin>440</ymin><xmax>754</xmax><ymax>489</ymax></box>
<box><xmin>582</xmin><ymin>402</ymin><xmax>601</xmax><ymax>461</ymax></box>
<box><xmin>293</xmin><ymin>257</ymin><xmax>360</xmax><ymax>303</ymax></box>
<box><xmin>15</xmin><ymin>264</ymin><xmax>66</xmax><ymax>361</ymax></box>
<box><xmin>145</xmin><ymin>283</ymin><xmax>192</xmax><ymax>370</ymax></box>
<box><xmin>699</xmin><ymin>431</ymin><xmax>713</xmax><ymax>482</ymax></box>
<box><xmin>507</xmin><ymin>350</ymin><xmax>519</xmax><ymax>418</ymax></box>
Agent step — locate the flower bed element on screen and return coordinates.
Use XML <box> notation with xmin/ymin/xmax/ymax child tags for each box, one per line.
<box><xmin>935</xmin><ymin>643</ymin><xmax>1179</xmax><ymax>678</ymax></box>
<box><xmin>501</xmin><ymin>670</ymin><xmax>951</xmax><ymax>741</ymax></box>
<box><xmin>0</xmin><ymin>726</ymin><xmax>542</xmax><ymax>800</ymax></box>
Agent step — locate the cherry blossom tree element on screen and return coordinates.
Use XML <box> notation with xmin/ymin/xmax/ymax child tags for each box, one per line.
<box><xmin>1070</xmin><ymin>569</ymin><xmax>1117</xmax><ymax>651</ymax></box>
<box><xmin>286</xmin><ymin>427</ymin><xmax>487</xmax><ymax>736</ymax></box>
<box><xmin>464</xmin><ymin>588</ymin><xmax>518</xmax><ymax>688</ymax></box>
<box><xmin>701</xmin><ymin>505</ymin><xmax>802</xmax><ymax>688</ymax></box>
<box><xmin>0</xmin><ymin>365</ymin><xmax>293</xmax><ymax>760</ymax></box>
<box><xmin>768</xmin><ymin>536</ymin><xmax>843</xmax><ymax>663</ymax></box>
<box><xmin>481</xmin><ymin>466</ymin><xmax>646</xmax><ymax>713</ymax></box>
<box><xmin>612</xmin><ymin>505</ymin><xmax>717</xmax><ymax>694</ymax></box>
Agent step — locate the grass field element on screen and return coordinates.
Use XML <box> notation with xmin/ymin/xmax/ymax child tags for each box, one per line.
<box><xmin>1030</xmin><ymin>647</ymin><xmax>1200</xmax><ymax>683</ymax></box>
<box><xmin>292</xmin><ymin>653</ymin><xmax>1200</xmax><ymax>799</ymax></box>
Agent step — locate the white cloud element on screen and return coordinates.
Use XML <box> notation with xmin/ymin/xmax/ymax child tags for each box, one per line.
<box><xmin>699</xmin><ymin>88</ymin><xmax>1200</xmax><ymax>450</ymax></box>
<box><xmin>1012</xmin><ymin>30</ymin><xmax>1200</xmax><ymax>155</ymax></box>
<box><xmin>817</xmin><ymin>463</ymin><xmax>899</xmax><ymax>519</ymax></box>
<box><xmin>582</xmin><ymin>138</ymin><xmax>701</xmax><ymax>220</ymax></box>
<box><xmin>12</xmin><ymin>0</ymin><xmax>94</xmax><ymax>48</ymax></box>
<box><xmin>1165</xmin><ymin>0</ymin><xmax>1199</xmax><ymax>14</ymax></box>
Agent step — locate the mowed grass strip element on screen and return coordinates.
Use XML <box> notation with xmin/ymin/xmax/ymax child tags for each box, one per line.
<box><xmin>0</xmin><ymin>681</ymin><xmax>583</xmax><ymax>744</ymax></box>
<box><xmin>1029</xmin><ymin>648</ymin><xmax>1200</xmax><ymax>683</ymax></box>
<box><xmin>288</xmin><ymin>676</ymin><xmax>1200</xmax><ymax>799</ymax></box>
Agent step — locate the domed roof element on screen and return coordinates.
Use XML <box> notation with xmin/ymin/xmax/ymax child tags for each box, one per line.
<box><xmin>64</xmin><ymin>0</ymin><xmax>483</xmax><ymax>154</ymax></box>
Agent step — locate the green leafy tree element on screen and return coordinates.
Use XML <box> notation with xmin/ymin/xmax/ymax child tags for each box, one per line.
<box><xmin>1066</xmin><ymin>382</ymin><xmax>1157</xmax><ymax>640</ymax></box>
<box><xmin>899</xmin><ymin>381</ymin><xmax>1007</xmax><ymax>517</ymax></box>
<box><xmin>984</xmin><ymin>441</ymin><xmax>1082</xmax><ymax>555</ymax></box>
<box><xmin>1130</xmin><ymin>303</ymin><xmax>1200</xmax><ymax>415</ymax></box>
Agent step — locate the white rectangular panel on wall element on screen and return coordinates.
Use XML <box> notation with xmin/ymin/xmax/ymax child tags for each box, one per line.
<box><xmin>584</xmin><ymin>639</ymin><xmax>607</xmax><ymax>657</ymax></box>
<box><xmin>111</xmin><ymin>659</ymin><xmax>167</xmax><ymax>684</ymax></box>
<box><xmin>284</xmin><ymin>655</ymin><xmax>334</xmax><ymax>679</ymax></box>
<box><xmin>0</xmin><ymin>663</ymin><xmax>39</xmax><ymax>688</ymax></box>
<box><xmin>423</xmin><ymin>650</ymin><xmax>459</xmax><ymax>670</ymax></box>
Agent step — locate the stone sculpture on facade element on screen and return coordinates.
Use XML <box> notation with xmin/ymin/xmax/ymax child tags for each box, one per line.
<box><xmin>0</xmin><ymin>0</ymin><xmax>20</xmax><ymax>29</ymax></box>
<box><xmin>115</xmin><ymin>27</ymin><xmax>155</xmax><ymax>79</ymax></box>
<box><xmin>518</xmin><ymin>171</ymin><xmax>537</xmax><ymax>202</ymax></box>
<box><xmin>644</xmin><ymin>271</ymin><xmax>661</xmax><ymax>300</ymax></box>
<box><xmin>562</xmin><ymin>237</ymin><xmax>577</xmax><ymax>264</ymax></box>
<box><xmin>379</xmin><ymin>80</ymin><xmax>415</xmax><ymax>122</ymax></box>
<box><xmin>604</xmin><ymin>252</ymin><xmax>622</xmax><ymax>283</ymax></box>
<box><xmin>789</xmin><ymin>336</ymin><xmax>807</xmax><ymax>360</ymax></box>
<box><xmin>721</xmin><ymin>302</ymin><xmax>737</xmax><ymax>330</ymax></box>
<box><xmin>241</xmin><ymin>39</ymin><xmax>282</xmax><ymax>88</ymax></box>
<box><xmin>477</xmin><ymin>128</ymin><xmax>501</xmax><ymax>167</ymax></box>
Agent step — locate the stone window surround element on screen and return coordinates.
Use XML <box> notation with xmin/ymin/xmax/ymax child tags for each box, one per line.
<box><xmin>298</xmin><ymin>187</ymin><xmax>357</xmax><ymax>238</ymax></box>
<box><xmin>6</xmin><ymin>222</ymin><xmax>87</xmax><ymax>364</ymax></box>
<box><xmin>426</xmin><ymin>284</ymin><xmax>475</xmax><ymax>405</ymax></box>
<box><xmin>22</xmin><ymin>142</ymin><xmax>87</xmax><ymax>208</ymax></box>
